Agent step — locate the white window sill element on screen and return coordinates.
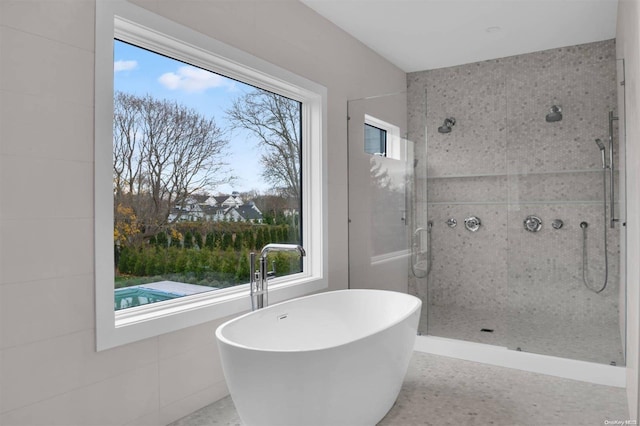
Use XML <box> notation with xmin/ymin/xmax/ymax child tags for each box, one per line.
<box><xmin>99</xmin><ymin>276</ymin><xmax>327</xmax><ymax>351</ymax></box>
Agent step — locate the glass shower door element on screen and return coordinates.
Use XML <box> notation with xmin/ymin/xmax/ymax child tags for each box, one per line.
<box><xmin>505</xmin><ymin>51</ymin><xmax>625</xmax><ymax>366</ymax></box>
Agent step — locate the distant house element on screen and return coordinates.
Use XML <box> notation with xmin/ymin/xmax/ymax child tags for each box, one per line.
<box><xmin>211</xmin><ymin>191</ymin><xmax>243</xmax><ymax>208</ymax></box>
<box><xmin>168</xmin><ymin>192</ymin><xmax>263</xmax><ymax>223</ymax></box>
<box><xmin>234</xmin><ymin>202</ymin><xmax>263</xmax><ymax>222</ymax></box>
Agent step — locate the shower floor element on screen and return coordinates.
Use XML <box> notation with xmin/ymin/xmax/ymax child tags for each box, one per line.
<box><xmin>423</xmin><ymin>304</ymin><xmax>625</xmax><ymax>366</ymax></box>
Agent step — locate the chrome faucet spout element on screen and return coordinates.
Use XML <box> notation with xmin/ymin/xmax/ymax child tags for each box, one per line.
<box><xmin>250</xmin><ymin>244</ymin><xmax>306</xmax><ymax>311</ymax></box>
<box><xmin>260</xmin><ymin>243</ymin><xmax>306</xmax><ymax>258</ymax></box>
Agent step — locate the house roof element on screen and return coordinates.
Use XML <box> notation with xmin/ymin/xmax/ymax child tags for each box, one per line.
<box><xmin>214</xmin><ymin>195</ymin><xmax>231</xmax><ymax>204</ymax></box>
<box><xmin>200</xmin><ymin>205</ymin><xmax>225</xmax><ymax>215</ymax></box>
<box><xmin>235</xmin><ymin>205</ymin><xmax>262</xmax><ymax>220</ymax></box>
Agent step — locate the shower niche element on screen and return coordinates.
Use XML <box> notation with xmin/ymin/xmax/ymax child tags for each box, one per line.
<box><xmin>407</xmin><ymin>40</ymin><xmax>626</xmax><ymax>366</ymax></box>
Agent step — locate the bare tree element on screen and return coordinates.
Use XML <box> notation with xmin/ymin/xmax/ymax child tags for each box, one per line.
<box><xmin>225</xmin><ymin>89</ymin><xmax>302</xmax><ymax>201</ymax></box>
<box><xmin>113</xmin><ymin>92</ymin><xmax>232</xmax><ymax>243</ymax></box>
<box><xmin>113</xmin><ymin>91</ymin><xmax>144</xmax><ymax>198</ymax></box>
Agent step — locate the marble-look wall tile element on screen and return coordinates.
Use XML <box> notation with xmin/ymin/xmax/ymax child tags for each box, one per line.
<box><xmin>426</xmin><ymin>204</ymin><xmax>508</xmax><ymax>312</ymax></box>
<box><xmin>505</xmin><ymin>52</ymin><xmax>617</xmax><ymax>174</ymax></box>
<box><xmin>508</xmin><ymin>171</ymin><xmax>618</xmax><ymax>203</ymax></box>
<box><xmin>507</xmin><ymin>203</ymin><xmax>619</xmax><ymax>321</ymax></box>
<box><xmin>428</xmin><ymin>175</ymin><xmax>507</xmax><ymax>203</ymax></box>
<box><xmin>424</xmin><ymin>61</ymin><xmax>507</xmax><ymax>177</ymax></box>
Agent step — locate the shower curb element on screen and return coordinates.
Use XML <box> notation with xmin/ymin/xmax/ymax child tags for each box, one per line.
<box><xmin>414</xmin><ymin>335</ymin><xmax>625</xmax><ymax>388</ymax></box>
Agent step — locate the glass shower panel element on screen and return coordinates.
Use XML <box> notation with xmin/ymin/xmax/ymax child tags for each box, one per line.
<box><xmin>347</xmin><ymin>93</ymin><xmax>414</xmax><ymax>293</ymax></box>
<box><xmin>413</xmin><ymin>60</ymin><xmax>510</xmax><ymax>343</ymax></box>
<box><xmin>505</xmin><ymin>48</ymin><xmax>624</xmax><ymax>365</ymax></box>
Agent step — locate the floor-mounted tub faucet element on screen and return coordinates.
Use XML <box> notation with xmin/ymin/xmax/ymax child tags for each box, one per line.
<box><xmin>250</xmin><ymin>243</ymin><xmax>306</xmax><ymax>310</ymax></box>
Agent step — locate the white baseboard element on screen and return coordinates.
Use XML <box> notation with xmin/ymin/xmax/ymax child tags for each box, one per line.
<box><xmin>414</xmin><ymin>335</ymin><xmax>625</xmax><ymax>388</ymax></box>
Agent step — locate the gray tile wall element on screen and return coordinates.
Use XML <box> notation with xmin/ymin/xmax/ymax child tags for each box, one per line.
<box><xmin>408</xmin><ymin>40</ymin><xmax>622</xmax><ymax>362</ymax></box>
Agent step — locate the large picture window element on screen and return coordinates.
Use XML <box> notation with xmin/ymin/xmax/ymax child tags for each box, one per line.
<box><xmin>95</xmin><ymin>1</ymin><xmax>326</xmax><ymax>350</ymax></box>
<box><xmin>113</xmin><ymin>40</ymin><xmax>303</xmax><ymax>311</ymax></box>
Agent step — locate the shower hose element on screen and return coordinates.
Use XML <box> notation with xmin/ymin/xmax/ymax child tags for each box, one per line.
<box><xmin>411</xmin><ymin>221</ymin><xmax>432</xmax><ymax>279</ymax></box>
<box><xmin>581</xmin><ymin>167</ymin><xmax>608</xmax><ymax>294</ymax></box>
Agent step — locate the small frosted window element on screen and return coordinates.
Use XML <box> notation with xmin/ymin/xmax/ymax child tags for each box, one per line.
<box><xmin>364</xmin><ymin>123</ymin><xmax>387</xmax><ymax>156</ymax></box>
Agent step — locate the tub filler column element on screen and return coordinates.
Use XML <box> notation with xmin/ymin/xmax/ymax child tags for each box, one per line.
<box><xmin>249</xmin><ymin>252</ymin><xmax>261</xmax><ymax>310</ymax></box>
<box><xmin>250</xmin><ymin>244</ymin><xmax>306</xmax><ymax>311</ymax></box>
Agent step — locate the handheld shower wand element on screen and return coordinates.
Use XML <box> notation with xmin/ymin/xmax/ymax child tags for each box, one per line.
<box><xmin>580</xmin><ymin>137</ymin><xmax>611</xmax><ymax>294</ymax></box>
<box><xmin>595</xmin><ymin>138</ymin><xmax>606</xmax><ymax>169</ymax></box>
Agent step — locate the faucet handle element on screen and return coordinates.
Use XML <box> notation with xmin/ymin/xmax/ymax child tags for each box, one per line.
<box><xmin>266</xmin><ymin>260</ymin><xmax>276</xmax><ymax>278</ymax></box>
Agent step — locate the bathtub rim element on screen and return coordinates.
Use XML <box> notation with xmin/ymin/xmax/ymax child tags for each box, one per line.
<box><xmin>215</xmin><ymin>288</ymin><xmax>421</xmax><ymax>353</ymax></box>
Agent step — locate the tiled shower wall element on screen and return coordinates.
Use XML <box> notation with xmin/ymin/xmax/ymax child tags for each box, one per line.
<box><xmin>408</xmin><ymin>40</ymin><xmax>621</xmax><ymax>359</ymax></box>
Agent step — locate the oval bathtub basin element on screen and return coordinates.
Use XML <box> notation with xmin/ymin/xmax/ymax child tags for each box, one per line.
<box><xmin>215</xmin><ymin>289</ymin><xmax>421</xmax><ymax>426</ymax></box>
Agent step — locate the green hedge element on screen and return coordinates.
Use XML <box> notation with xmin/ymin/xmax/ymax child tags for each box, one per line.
<box><xmin>116</xmin><ymin>222</ymin><xmax>302</xmax><ymax>289</ymax></box>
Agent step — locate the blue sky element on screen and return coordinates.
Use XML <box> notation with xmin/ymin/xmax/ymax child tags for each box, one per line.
<box><xmin>114</xmin><ymin>39</ymin><xmax>267</xmax><ymax>194</ymax></box>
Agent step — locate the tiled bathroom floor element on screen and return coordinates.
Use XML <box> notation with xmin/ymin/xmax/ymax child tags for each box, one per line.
<box><xmin>169</xmin><ymin>352</ymin><xmax>628</xmax><ymax>426</ymax></box>
<box><xmin>425</xmin><ymin>305</ymin><xmax>625</xmax><ymax>366</ymax></box>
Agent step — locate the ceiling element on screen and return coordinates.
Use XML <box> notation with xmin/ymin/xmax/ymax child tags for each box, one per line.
<box><xmin>300</xmin><ymin>0</ymin><xmax>619</xmax><ymax>72</ymax></box>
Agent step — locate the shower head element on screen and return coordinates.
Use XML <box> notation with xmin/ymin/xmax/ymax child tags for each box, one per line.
<box><xmin>545</xmin><ymin>105</ymin><xmax>562</xmax><ymax>122</ymax></box>
<box><xmin>438</xmin><ymin>117</ymin><xmax>456</xmax><ymax>134</ymax></box>
<box><xmin>595</xmin><ymin>138</ymin><xmax>606</xmax><ymax>151</ymax></box>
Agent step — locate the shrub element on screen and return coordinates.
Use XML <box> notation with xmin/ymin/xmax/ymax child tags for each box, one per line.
<box><xmin>235</xmin><ymin>250</ymin><xmax>250</xmax><ymax>282</ymax></box>
<box><xmin>243</xmin><ymin>229</ymin><xmax>255</xmax><ymax>250</ymax></box>
<box><xmin>204</xmin><ymin>231</ymin><xmax>215</xmax><ymax>250</ymax></box>
<box><xmin>220</xmin><ymin>232</ymin><xmax>233</xmax><ymax>250</ymax></box>
<box><xmin>183</xmin><ymin>230</ymin><xmax>194</xmax><ymax>249</ymax></box>
<box><xmin>194</xmin><ymin>231</ymin><xmax>203</xmax><ymax>249</ymax></box>
<box><xmin>233</xmin><ymin>232</ymin><xmax>243</xmax><ymax>251</ymax></box>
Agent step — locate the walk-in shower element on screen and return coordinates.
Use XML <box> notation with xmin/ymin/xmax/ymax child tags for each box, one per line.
<box><xmin>406</xmin><ymin>40</ymin><xmax>625</xmax><ymax>367</ymax></box>
<box><xmin>347</xmin><ymin>40</ymin><xmax>625</xmax><ymax>371</ymax></box>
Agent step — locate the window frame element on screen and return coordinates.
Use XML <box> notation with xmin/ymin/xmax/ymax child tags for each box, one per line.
<box><xmin>364</xmin><ymin>122</ymin><xmax>388</xmax><ymax>156</ymax></box>
<box><xmin>364</xmin><ymin>114</ymin><xmax>401</xmax><ymax>159</ymax></box>
<box><xmin>95</xmin><ymin>0</ymin><xmax>327</xmax><ymax>351</ymax></box>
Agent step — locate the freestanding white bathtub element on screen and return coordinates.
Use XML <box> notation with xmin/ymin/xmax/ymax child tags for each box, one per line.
<box><xmin>215</xmin><ymin>289</ymin><xmax>421</xmax><ymax>426</ymax></box>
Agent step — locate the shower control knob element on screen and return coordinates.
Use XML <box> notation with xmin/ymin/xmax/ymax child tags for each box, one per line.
<box><xmin>464</xmin><ymin>216</ymin><xmax>481</xmax><ymax>232</ymax></box>
<box><xmin>446</xmin><ymin>218</ymin><xmax>457</xmax><ymax>228</ymax></box>
<box><xmin>551</xmin><ymin>219</ymin><xmax>564</xmax><ymax>230</ymax></box>
<box><xmin>524</xmin><ymin>215</ymin><xmax>543</xmax><ymax>232</ymax></box>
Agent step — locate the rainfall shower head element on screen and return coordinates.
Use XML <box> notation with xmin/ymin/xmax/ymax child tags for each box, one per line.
<box><xmin>545</xmin><ymin>105</ymin><xmax>563</xmax><ymax>122</ymax></box>
<box><xmin>438</xmin><ymin>117</ymin><xmax>456</xmax><ymax>134</ymax></box>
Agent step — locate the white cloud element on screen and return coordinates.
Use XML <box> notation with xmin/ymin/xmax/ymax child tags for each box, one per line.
<box><xmin>158</xmin><ymin>66</ymin><xmax>229</xmax><ymax>93</ymax></box>
<box><xmin>114</xmin><ymin>60</ymin><xmax>138</xmax><ymax>72</ymax></box>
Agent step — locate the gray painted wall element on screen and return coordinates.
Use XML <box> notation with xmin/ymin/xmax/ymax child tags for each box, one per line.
<box><xmin>0</xmin><ymin>1</ymin><xmax>406</xmax><ymax>424</ymax></box>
